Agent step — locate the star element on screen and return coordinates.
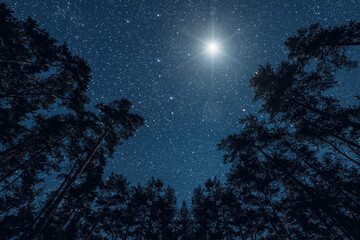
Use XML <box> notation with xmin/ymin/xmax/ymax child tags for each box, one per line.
<box><xmin>206</xmin><ymin>41</ymin><xmax>219</xmax><ymax>55</ymax></box>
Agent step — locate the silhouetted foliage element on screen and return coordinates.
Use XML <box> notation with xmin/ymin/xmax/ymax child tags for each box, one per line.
<box><xmin>285</xmin><ymin>21</ymin><xmax>360</xmax><ymax>70</ymax></box>
<box><xmin>0</xmin><ymin>4</ymin><xmax>144</xmax><ymax>240</ymax></box>
<box><xmin>219</xmin><ymin>116</ymin><xmax>360</xmax><ymax>239</ymax></box>
<box><xmin>1</xmin><ymin>3</ymin><xmax>360</xmax><ymax>239</ymax></box>
<box><xmin>219</xmin><ymin>20</ymin><xmax>360</xmax><ymax>240</ymax></box>
<box><xmin>0</xmin><ymin>1</ymin><xmax>94</xmax><ymax>223</ymax></box>
<box><xmin>176</xmin><ymin>201</ymin><xmax>194</xmax><ymax>240</ymax></box>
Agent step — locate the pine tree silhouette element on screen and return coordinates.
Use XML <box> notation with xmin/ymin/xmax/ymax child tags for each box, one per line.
<box><xmin>2</xmin><ymin>2</ymin><xmax>360</xmax><ymax>239</ymax></box>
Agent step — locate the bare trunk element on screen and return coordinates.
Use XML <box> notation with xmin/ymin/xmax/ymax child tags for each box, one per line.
<box><xmin>288</xmin><ymin>97</ymin><xmax>360</xmax><ymax>130</ymax></box>
<box><xmin>262</xmin><ymin>192</ymin><xmax>293</xmax><ymax>240</ymax></box>
<box><xmin>256</xmin><ymin>145</ymin><xmax>359</xmax><ymax>240</ymax></box>
<box><xmin>320</xmin><ymin>137</ymin><xmax>360</xmax><ymax>166</ymax></box>
<box><xmin>0</xmin><ymin>174</ymin><xmax>21</xmax><ymax>193</ymax></box>
<box><xmin>286</xmin><ymin>142</ymin><xmax>360</xmax><ymax>210</ymax></box>
<box><xmin>24</xmin><ymin>129</ymin><xmax>109</xmax><ymax>239</ymax></box>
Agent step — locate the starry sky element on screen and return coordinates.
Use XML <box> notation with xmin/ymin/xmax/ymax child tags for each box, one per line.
<box><xmin>5</xmin><ymin>0</ymin><xmax>360</xmax><ymax>203</ymax></box>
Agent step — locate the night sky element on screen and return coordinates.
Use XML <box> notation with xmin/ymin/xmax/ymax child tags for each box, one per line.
<box><xmin>5</xmin><ymin>0</ymin><xmax>360</xmax><ymax>203</ymax></box>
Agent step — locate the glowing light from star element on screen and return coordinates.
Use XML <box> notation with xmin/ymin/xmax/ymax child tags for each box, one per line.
<box><xmin>179</xmin><ymin>26</ymin><xmax>240</xmax><ymax>68</ymax></box>
<box><xmin>206</xmin><ymin>41</ymin><xmax>220</xmax><ymax>55</ymax></box>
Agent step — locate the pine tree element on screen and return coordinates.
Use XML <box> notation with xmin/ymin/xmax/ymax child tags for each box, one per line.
<box><xmin>285</xmin><ymin>21</ymin><xmax>360</xmax><ymax>70</ymax></box>
<box><xmin>219</xmin><ymin>116</ymin><xmax>360</xmax><ymax>239</ymax></box>
<box><xmin>25</xmin><ymin>100</ymin><xmax>143</xmax><ymax>239</ymax></box>
<box><xmin>0</xmin><ymin>4</ymin><xmax>144</xmax><ymax>239</ymax></box>
<box><xmin>250</xmin><ymin>22</ymin><xmax>360</xmax><ymax>168</ymax></box>
<box><xmin>0</xmin><ymin>2</ymin><xmax>93</xmax><ymax>224</ymax></box>
<box><xmin>176</xmin><ymin>201</ymin><xmax>194</xmax><ymax>240</ymax></box>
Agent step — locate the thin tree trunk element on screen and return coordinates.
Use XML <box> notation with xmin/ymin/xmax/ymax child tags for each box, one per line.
<box><xmin>346</xmin><ymin>142</ymin><xmax>360</xmax><ymax>158</ymax></box>
<box><xmin>256</xmin><ymin>145</ymin><xmax>359</xmax><ymax>240</ymax></box>
<box><xmin>84</xmin><ymin>218</ymin><xmax>100</xmax><ymax>240</ymax></box>
<box><xmin>325</xmin><ymin>209</ymin><xmax>358</xmax><ymax>240</ymax></box>
<box><xmin>1</xmin><ymin>152</ymin><xmax>17</xmax><ymax>163</ymax></box>
<box><xmin>288</xmin><ymin>97</ymin><xmax>360</xmax><ymax>130</ymax></box>
<box><xmin>0</xmin><ymin>174</ymin><xmax>21</xmax><ymax>193</ymax></box>
<box><xmin>25</xmin><ymin>129</ymin><xmax>109</xmax><ymax>239</ymax></box>
<box><xmin>303</xmin><ymin>119</ymin><xmax>360</xmax><ymax>150</ymax></box>
<box><xmin>286</xmin><ymin>142</ymin><xmax>360</xmax><ymax>210</ymax></box>
<box><xmin>55</xmin><ymin>207</ymin><xmax>78</xmax><ymax>236</ymax></box>
<box><xmin>310</xmin><ymin>207</ymin><xmax>344</xmax><ymax>240</ymax></box>
<box><xmin>262</xmin><ymin>192</ymin><xmax>293</xmax><ymax>240</ymax></box>
<box><xmin>32</xmin><ymin>154</ymin><xmax>82</xmax><ymax>222</ymax></box>
<box><xmin>328</xmin><ymin>131</ymin><xmax>360</xmax><ymax>150</ymax></box>
<box><xmin>267</xmin><ymin>218</ymin><xmax>285</xmax><ymax>240</ymax></box>
<box><xmin>319</xmin><ymin>137</ymin><xmax>360</xmax><ymax>166</ymax></box>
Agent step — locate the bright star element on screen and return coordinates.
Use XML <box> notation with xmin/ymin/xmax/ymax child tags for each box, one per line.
<box><xmin>180</xmin><ymin>27</ymin><xmax>239</xmax><ymax>67</ymax></box>
<box><xmin>206</xmin><ymin>41</ymin><xmax>220</xmax><ymax>55</ymax></box>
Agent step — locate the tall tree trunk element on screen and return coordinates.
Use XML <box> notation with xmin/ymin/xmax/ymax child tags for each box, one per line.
<box><xmin>319</xmin><ymin>137</ymin><xmax>360</xmax><ymax>166</ymax></box>
<box><xmin>288</xmin><ymin>97</ymin><xmax>360</xmax><ymax>130</ymax></box>
<box><xmin>55</xmin><ymin>207</ymin><xmax>77</xmax><ymax>236</ymax></box>
<box><xmin>286</xmin><ymin>142</ymin><xmax>360</xmax><ymax>210</ymax></box>
<box><xmin>303</xmin><ymin>119</ymin><xmax>360</xmax><ymax>150</ymax></box>
<box><xmin>346</xmin><ymin>142</ymin><xmax>360</xmax><ymax>158</ymax></box>
<box><xmin>262</xmin><ymin>191</ymin><xmax>293</xmax><ymax>240</ymax></box>
<box><xmin>310</xmin><ymin>206</ymin><xmax>345</xmax><ymax>240</ymax></box>
<box><xmin>32</xmin><ymin>154</ymin><xmax>82</xmax><ymax>222</ymax></box>
<box><xmin>256</xmin><ymin>145</ymin><xmax>360</xmax><ymax>240</ymax></box>
<box><xmin>25</xmin><ymin>129</ymin><xmax>109</xmax><ymax>239</ymax></box>
<box><xmin>0</xmin><ymin>174</ymin><xmax>21</xmax><ymax>193</ymax></box>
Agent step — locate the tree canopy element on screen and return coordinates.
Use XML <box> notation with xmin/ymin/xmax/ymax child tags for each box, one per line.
<box><xmin>1</xmin><ymin>3</ymin><xmax>360</xmax><ymax>240</ymax></box>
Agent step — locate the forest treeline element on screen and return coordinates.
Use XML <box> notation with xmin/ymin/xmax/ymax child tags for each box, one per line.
<box><xmin>1</xmin><ymin>3</ymin><xmax>360</xmax><ymax>239</ymax></box>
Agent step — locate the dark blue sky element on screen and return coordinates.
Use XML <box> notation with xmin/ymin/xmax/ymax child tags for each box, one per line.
<box><xmin>5</xmin><ymin>0</ymin><xmax>360</xmax><ymax>203</ymax></box>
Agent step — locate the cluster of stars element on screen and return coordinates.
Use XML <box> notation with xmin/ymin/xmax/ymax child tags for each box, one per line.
<box><xmin>6</xmin><ymin>0</ymin><xmax>360</xmax><ymax>203</ymax></box>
